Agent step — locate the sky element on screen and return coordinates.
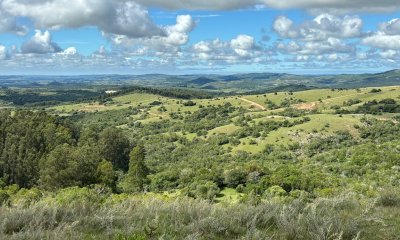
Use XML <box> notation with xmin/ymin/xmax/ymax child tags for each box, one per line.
<box><xmin>0</xmin><ymin>0</ymin><xmax>400</xmax><ymax>75</ymax></box>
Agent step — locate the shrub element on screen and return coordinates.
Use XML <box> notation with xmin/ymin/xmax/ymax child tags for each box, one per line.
<box><xmin>54</xmin><ymin>187</ymin><xmax>108</xmax><ymax>206</ymax></box>
<box><xmin>0</xmin><ymin>190</ymin><xmax>10</xmax><ymax>205</ymax></box>
<box><xmin>266</xmin><ymin>185</ymin><xmax>287</xmax><ymax>197</ymax></box>
<box><xmin>377</xmin><ymin>189</ymin><xmax>400</xmax><ymax>207</ymax></box>
<box><xmin>223</xmin><ymin>168</ymin><xmax>247</xmax><ymax>187</ymax></box>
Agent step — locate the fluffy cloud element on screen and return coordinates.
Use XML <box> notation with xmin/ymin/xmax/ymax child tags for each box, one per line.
<box><xmin>108</xmin><ymin>15</ymin><xmax>195</xmax><ymax>55</ymax></box>
<box><xmin>21</xmin><ymin>30</ymin><xmax>62</xmax><ymax>54</ymax></box>
<box><xmin>379</xmin><ymin>50</ymin><xmax>399</xmax><ymax>59</ymax></box>
<box><xmin>363</xmin><ymin>33</ymin><xmax>400</xmax><ymax>50</ymax></box>
<box><xmin>273</xmin><ymin>16</ymin><xmax>298</xmax><ymax>38</ymax></box>
<box><xmin>0</xmin><ymin>45</ymin><xmax>9</xmax><ymax>60</ymax></box>
<box><xmin>0</xmin><ymin>9</ymin><xmax>27</xmax><ymax>35</ymax></box>
<box><xmin>192</xmin><ymin>35</ymin><xmax>264</xmax><ymax>63</ymax></box>
<box><xmin>230</xmin><ymin>35</ymin><xmax>261</xmax><ymax>58</ymax></box>
<box><xmin>379</xmin><ymin>18</ymin><xmax>400</xmax><ymax>35</ymax></box>
<box><xmin>1</xmin><ymin>0</ymin><xmax>164</xmax><ymax>38</ymax></box>
<box><xmin>277</xmin><ymin>38</ymin><xmax>353</xmax><ymax>55</ymax></box>
<box><xmin>273</xmin><ymin>14</ymin><xmax>363</xmax><ymax>41</ymax></box>
<box><xmin>58</xmin><ymin>47</ymin><xmax>78</xmax><ymax>56</ymax></box>
<box><xmin>273</xmin><ymin>13</ymin><xmax>360</xmax><ymax>63</ymax></box>
<box><xmin>363</xmin><ymin>19</ymin><xmax>400</xmax><ymax>50</ymax></box>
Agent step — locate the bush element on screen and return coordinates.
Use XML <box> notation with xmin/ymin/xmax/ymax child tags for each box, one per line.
<box><xmin>11</xmin><ymin>188</ymin><xmax>42</xmax><ymax>207</ymax></box>
<box><xmin>190</xmin><ymin>181</ymin><xmax>220</xmax><ymax>201</ymax></box>
<box><xmin>223</xmin><ymin>168</ymin><xmax>246</xmax><ymax>188</ymax></box>
<box><xmin>377</xmin><ymin>189</ymin><xmax>400</xmax><ymax>207</ymax></box>
<box><xmin>0</xmin><ymin>190</ymin><xmax>10</xmax><ymax>205</ymax></box>
<box><xmin>54</xmin><ymin>187</ymin><xmax>108</xmax><ymax>206</ymax></box>
<box><xmin>370</xmin><ymin>88</ymin><xmax>382</xmax><ymax>93</ymax></box>
<box><xmin>266</xmin><ymin>185</ymin><xmax>287</xmax><ymax>197</ymax></box>
<box><xmin>183</xmin><ymin>100</ymin><xmax>196</xmax><ymax>106</ymax></box>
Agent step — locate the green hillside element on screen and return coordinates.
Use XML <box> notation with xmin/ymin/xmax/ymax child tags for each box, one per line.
<box><xmin>0</xmin><ymin>84</ymin><xmax>400</xmax><ymax>239</ymax></box>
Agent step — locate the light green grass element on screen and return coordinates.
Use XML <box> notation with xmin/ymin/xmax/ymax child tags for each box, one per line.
<box><xmin>216</xmin><ymin>188</ymin><xmax>244</xmax><ymax>204</ymax></box>
<box><xmin>231</xmin><ymin>114</ymin><xmax>362</xmax><ymax>154</ymax></box>
<box><xmin>208</xmin><ymin>124</ymin><xmax>242</xmax><ymax>136</ymax></box>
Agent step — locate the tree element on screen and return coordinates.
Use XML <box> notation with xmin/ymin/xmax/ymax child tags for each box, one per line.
<box><xmin>96</xmin><ymin>160</ymin><xmax>116</xmax><ymax>189</ymax></box>
<box><xmin>119</xmin><ymin>145</ymin><xmax>149</xmax><ymax>193</ymax></box>
<box><xmin>0</xmin><ymin>110</ymin><xmax>74</xmax><ymax>188</ymax></box>
<box><xmin>39</xmin><ymin>144</ymin><xmax>101</xmax><ymax>190</ymax></box>
<box><xmin>98</xmin><ymin>127</ymin><xmax>131</xmax><ymax>171</ymax></box>
<box><xmin>39</xmin><ymin>144</ymin><xmax>78</xmax><ymax>190</ymax></box>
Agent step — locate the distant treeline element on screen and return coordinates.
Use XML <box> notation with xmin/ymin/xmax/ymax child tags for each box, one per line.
<box><xmin>241</xmin><ymin>84</ymin><xmax>317</xmax><ymax>96</ymax></box>
<box><xmin>106</xmin><ymin>84</ymin><xmax>317</xmax><ymax>100</ymax></box>
<box><xmin>106</xmin><ymin>86</ymin><xmax>218</xmax><ymax>99</ymax></box>
<box><xmin>0</xmin><ymin>90</ymin><xmax>101</xmax><ymax>106</ymax></box>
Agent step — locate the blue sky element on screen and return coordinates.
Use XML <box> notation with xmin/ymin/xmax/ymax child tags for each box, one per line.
<box><xmin>0</xmin><ymin>0</ymin><xmax>400</xmax><ymax>75</ymax></box>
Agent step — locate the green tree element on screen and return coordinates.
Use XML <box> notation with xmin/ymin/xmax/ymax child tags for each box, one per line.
<box><xmin>0</xmin><ymin>111</ymin><xmax>74</xmax><ymax>188</ymax></box>
<box><xmin>99</xmin><ymin>128</ymin><xmax>131</xmax><ymax>171</ymax></box>
<box><xmin>96</xmin><ymin>160</ymin><xmax>116</xmax><ymax>188</ymax></box>
<box><xmin>120</xmin><ymin>145</ymin><xmax>149</xmax><ymax>193</ymax></box>
<box><xmin>39</xmin><ymin>144</ymin><xmax>101</xmax><ymax>190</ymax></box>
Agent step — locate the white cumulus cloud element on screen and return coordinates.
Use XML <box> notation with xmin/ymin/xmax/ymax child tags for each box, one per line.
<box><xmin>363</xmin><ymin>18</ymin><xmax>400</xmax><ymax>50</ymax></box>
<box><xmin>379</xmin><ymin>18</ymin><xmax>400</xmax><ymax>35</ymax></box>
<box><xmin>108</xmin><ymin>15</ymin><xmax>195</xmax><ymax>56</ymax></box>
<box><xmin>21</xmin><ymin>30</ymin><xmax>62</xmax><ymax>54</ymax></box>
<box><xmin>192</xmin><ymin>35</ymin><xmax>264</xmax><ymax>63</ymax></box>
<box><xmin>1</xmin><ymin>0</ymin><xmax>164</xmax><ymax>38</ymax></box>
<box><xmin>273</xmin><ymin>14</ymin><xmax>363</xmax><ymax>41</ymax></box>
<box><xmin>363</xmin><ymin>33</ymin><xmax>400</xmax><ymax>50</ymax></box>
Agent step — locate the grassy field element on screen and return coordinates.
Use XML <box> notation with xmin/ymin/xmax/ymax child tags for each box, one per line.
<box><xmin>49</xmin><ymin>86</ymin><xmax>400</xmax><ymax>154</ymax></box>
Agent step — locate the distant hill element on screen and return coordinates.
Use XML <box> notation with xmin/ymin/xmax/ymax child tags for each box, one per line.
<box><xmin>188</xmin><ymin>77</ymin><xmax>217</xmax><ymax>85</ymax></box>
<box><xmin>1</xmin><ymin>69</ymin><xmax>400</xmax><ymax>92</ymax></box>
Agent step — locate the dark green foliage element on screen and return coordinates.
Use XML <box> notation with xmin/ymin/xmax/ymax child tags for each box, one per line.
<box><xmin>39</xmin><ymin>144</ymin><xmax>101</xmax><ymax>190</ymax></box>
<box><xmin>223</xmin><ymin>168</ymin><xmax>247</xmax><ymax>187</ymax></box>
<box><xmin>354</xmin><ymin>99</ymin><xmax>400</xmax><ymax>114</ymax></box>
<box><xmin>370</xmin><ymin>88</ymin><xmax>382</xmax><ymax>93</ymax></box>
<box><xmin>0</xmin><ymin>111</ymin><xmax>74</xmax><ymax>188</ymax></box>
<box><xmin>110</xmin><ymin>86</ymin><xmax>215</xmax><ymax>99</ymax></box>
<box><xmin>359</xmin><ymin>117</ymin><xmax>400</xmax><ymax>140</ymax></box>
<box><xmin>305</xmin><ymin>130</ymin><xmax>355</xmax><ymax>157</ymax></box>
<box><xmin>343</xmin><ymin>99</ymin><xmax>362</xmax><ymax>106</ymax></box>
<box><xmin>0</xmin><ymin>89</ymin><xmax>101</xmax><ymax>106</ymax></box>
<box><xmin>187</xmin><ymin>181</ymin><xmax>220</xmax><ymax>200</ymax></box>
<box><xmin>182</xmin><ymin>100</ymin><xmax>196</xmax><ymax>106</ymax></box>
<box><xmin>119</xmin><ymin>145</ymin><xmax>149</xmax><ymax>193</ymax></box>
<box><xmin>99</xmin><ymin>127</ymin><xmax>131</xmax><ymax>171</ymax></box>
<box><xmin>183</xmin><ymin>103</ymin><xmax>236</xmax><ymax>133</ymax></box>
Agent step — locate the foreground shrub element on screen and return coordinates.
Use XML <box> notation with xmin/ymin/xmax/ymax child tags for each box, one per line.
<box><xmin>377</xmin><ymin>189</ymin><xmax>400</xmax><ymax>207</ymax></box>
<box><xmin>0</xmin><ymin>190</ymin><xmax>377</xmax><ymax>239</ymax></box>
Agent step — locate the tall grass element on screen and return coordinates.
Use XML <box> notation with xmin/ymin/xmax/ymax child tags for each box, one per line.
<box><xmin>0</xmin><ymin>190</ymin><xmax>383</xmax><ymax>240</ymax></box>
